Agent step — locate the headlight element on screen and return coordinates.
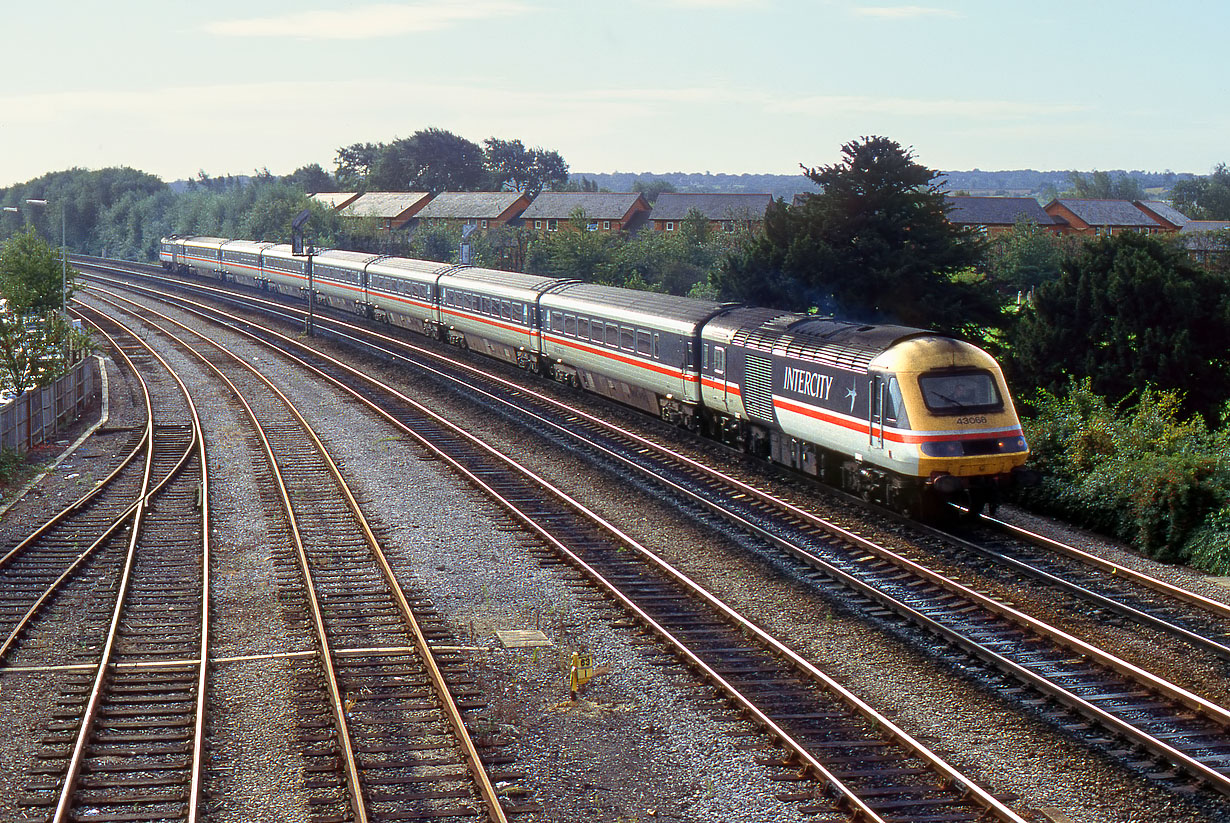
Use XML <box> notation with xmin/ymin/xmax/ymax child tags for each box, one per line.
<box><xmin>921</xmin><ymin>441</ymin><xmax>964</xmax><ymax>457</ymax></box>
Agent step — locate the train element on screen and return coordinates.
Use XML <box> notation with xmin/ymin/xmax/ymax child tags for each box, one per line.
<box><xmin>159</xmin><ymin>234</ymin><xmax>1034</xmax><ymax>516</ymax></box>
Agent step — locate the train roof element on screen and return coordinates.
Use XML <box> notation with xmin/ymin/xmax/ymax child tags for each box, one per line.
<box><xmin>440</xmin><ymin>266</ymin><xmax>571</xmax><ymax>299</ymax></box>
<box><xmin>544</xmin><ymin>283</ymin><xmax>728</xmax><ymax>331</ymax></box>
<box><xmin>726</xmin><ymin>313</ymin><xmax>951</xmax><ymax>372</ymax></box>
<box><xmin>180</xmin><ymin>236</ymin><xmax>229</xmax><ymax>247</ymax></box>
<box><xmin>365</xmin><ymin>256</ymin><xmax>455</xmax><ymax>279</ymax></box>
<box><xmin>314</xmin><ymin>249</ymin><xmax>382</xmax><ymax>267</ymax></box>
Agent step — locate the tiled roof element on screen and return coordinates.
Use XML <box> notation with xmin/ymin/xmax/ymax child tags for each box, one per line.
<box><xmin>1135</xmin><ymin>200</ymin><xmax>1190</xmax><ymax>227</ymax></box>
<box><xmin>944</xmin><ymin>196</ymin><xmax>1054</xmax><ymax>226</ymax></box>
<box><xmin>1180</xmin><ymin>220</ymin><xmax>1230</xmax><ymax>233</ymax></box>
<box><xmin>310</xmin><ymin>192</ymin><xmax>358</xmax><ymax>209</ymax></box>
<box><xmin>1179</xmin><ymin>220</ymin><xmax>1230</xmax><ymax>251</ymax></box>
<box><xmin>415</xmin><ymin>192</ymin><xmax>528</xmax><ymax>220</ymax></box>
<box><xmin>341</xmin><ymin>192</ymin><xmax>431</xmax><ymax>219</ymax></box>
<box><xmin>1049</xmin><ymin>199</ymin><xmax>1160</xmax><ymax>227</ymax></box>
<box><xmin>650</xmin><ymin>193</ymin><xmax>772</xmax><ymax>221</ymax></box>
<box><xmin>520</xmin><ymin>192</ymin><xmax>647</xmax><ymax>220</ymax></box>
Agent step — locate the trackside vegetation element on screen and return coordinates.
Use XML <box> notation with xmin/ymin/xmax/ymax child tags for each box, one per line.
<box><xmin>1016</xmin><ymin>382</ymin><xmax>1230</xmax><ymax>571</ymax></box>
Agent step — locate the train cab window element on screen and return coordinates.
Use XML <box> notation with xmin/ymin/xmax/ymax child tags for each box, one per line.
<box><xmin>714</xmin><ymin>346</ymin><xmax>726</xmax><ymax>376</ymax></box>
<box><xmin>918</xmin><ymin>371</ymin><xmax>1001</xmax><ymax>414</ymax></box>
<box><xmin>620</xmin><ymin>327</ymin><xmax>635</xmax><ymax>352</ymax></box>
<box><xmin>882</xmin><ymin>377</ymin><xmax>906</xmax><ymax>425</ymax></box>
<box><xmin>636</xmin><ymin>330</ymin><xmax>651</xmax><ymax>356</ymax></box>
<box><xmin>577</xmin><ymin>318</ymin><xmax>589</xmax><ymax>339</ymax></box>
<box><xmin>551</xmin><ymin>312</ymin><xmax>564</xmax><ymax>333</ymax></box>
<box><xmin>606</xmin><ymin>324</ymin><xmax>619</xmax><ymax>348</ymax></box>
<box><xmin>565</xmin><ymin>315</ymin><xmax>576</xmax><ymax>336</ymax></box>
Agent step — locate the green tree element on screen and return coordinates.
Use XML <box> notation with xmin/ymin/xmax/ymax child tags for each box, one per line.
<box><xmin>283</xmin><ymin>163</ymin><xmax>334</xmax><ymax>193</ymax></box>
<box><xmin>631</xmin><ymin>178</ymin><xmax>676</xmax><ymax>204</ymax></box>
<box><xmin>483</xmin><ymin>139</ymin><xmax>569</xmax><ymax>196</ymax></box>
<box><xmin>1006</xmin><ymin>232</ymin><xmax>1230</xmax><ymax>423</ymax></box>
<box><xmin>0</xmin><ymin>227</ymin><xmax>74</xmax><ymax>314</ymax></box>
<box><xmin>1170</xmin><ymin>163</ymin><xmax>1230</xmax><ymax>220</ymax></box>
<box><xmin>985</xmin><ymin>219</ymin><xmax>1069</xmax><ymax>297</ymax></box>
<box><xmin>369</xmin><ymin>129</ymin><xmax>486</xmax><ymax>193</ymax></box>
<box><xmin>334</xmin><ymin>142</ymin><xmax>380</xmax><ymax>190</ymax></box>
<box><xmin>714</xmin><ymin>136</ymin><xmax>998</xmax><ymax>337</ymax></box>
<box><xmin>1064</xmin><ymin>170</ymin><xmax>1143</xmax><ymax>200</ymax></box>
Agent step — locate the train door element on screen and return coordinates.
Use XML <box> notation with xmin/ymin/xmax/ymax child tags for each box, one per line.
<box><xmin>869</xmin><ymin>373</ymin><xmax>886</xmax><ymax>450</ymax></box>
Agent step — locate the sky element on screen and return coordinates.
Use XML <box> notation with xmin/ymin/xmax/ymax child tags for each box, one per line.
<box><xmin>1</xmin><ymin>0</ymin><xmax>1227</xmax><ymax>188</ymax></box>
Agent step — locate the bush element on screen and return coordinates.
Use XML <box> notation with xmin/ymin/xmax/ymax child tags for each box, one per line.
<box><xmin>0</xmin><ymin>447</ymin><xmax>23</xmax><ymax>484</ymax></box>
<box><xmin>1016</xmin><ymin>380</ymin><xmax>1230</xmax><ymax>568</ymax></box>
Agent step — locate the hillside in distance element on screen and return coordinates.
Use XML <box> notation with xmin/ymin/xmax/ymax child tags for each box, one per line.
<box><xmin>573</xmin><ymin>168</ymin><xmax>1200</xmax><ymax>200</ymax></box>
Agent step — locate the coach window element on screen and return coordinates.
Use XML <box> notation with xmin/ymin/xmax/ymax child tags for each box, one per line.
<box><xmin>590</xmin><ymin>320</ymin><xmax>603</xmax><ymax>343</ymax></box>
<box><xmin>714</xmin><ymin>346</ymin><xmax>726</xmax><ymax>375</ymax></box>
<box><xmin>482</xmin><ymin>297</ymin><xmax>492</xmax><ymax>315</ymax></box>
<box><xmin>501</xmin><ymin>301</ymin><xmax>511</xmax><ymax>320</ymax></box>
<box><xmin>577</xmin><ymin>318</ymin><xmax>589</xmax><ymax>339</ymax></box>
<box><xmin>653</xmin><ymin>333</ymin><xmax>660</xmax><ymax>359</ymax></box>
<box><xmin>565</xmin><ymin>314</ymin><xmax>576</xmax><ymax>336</ymax></box>
<box><xmin>703</xmin><ymin>344</ymin><xmax>711</xmax><ymax>370</ymax></box>
<box><xmin>637</xmin><ymin>330</ymin><xmax>651</xmax><ymax>356</ymax></box>
<box><xmin>621</xmin><ymin>327</ymin><xmax>635</xmax><ymax>352</ymax></box>
<box><xmin>551</xmin><ymin>311</ymin><xmax>564</xmax><ymax>333</ymax></box>
<box><xmin>606</xmin><ymin>323</ymin><xmax>619</xmax><ymax>348</ymax></box>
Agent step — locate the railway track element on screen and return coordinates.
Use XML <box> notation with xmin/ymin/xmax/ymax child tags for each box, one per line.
<box><xmin>77</xmin><ymin>260</ymin><xmax>1230</xmax><ymax>802</ymax></box>
<box><xmin>83</xmin><ymin>293</ymin><xmax>515</xmax><ymax>822</ymax></box>
<box><xmin>79</xmin><ymin>278</ymin><xmax>1033</xmax><ymax>822</ymax></box>
<box><xmin>5</xmin><ymin>307</ymin><xmax>210</xmax><ymax>823</ymax></box>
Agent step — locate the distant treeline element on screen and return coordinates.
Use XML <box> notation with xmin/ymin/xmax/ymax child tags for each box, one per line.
<box><xmin>573</xmin><ymin>169</ymin><xmax>1204</xmax><ymax>201</ymax></box>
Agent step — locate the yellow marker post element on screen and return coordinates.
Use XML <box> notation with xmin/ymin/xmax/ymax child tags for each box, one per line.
<box><xmin>569</xmin><ymin>651</ymin><xmax>595</xmax><ymax>697</ymax></box>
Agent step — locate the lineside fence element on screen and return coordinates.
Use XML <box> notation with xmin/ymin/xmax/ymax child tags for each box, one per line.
<box><xmin>0</xmin><ymin>356</ymin><xmax>99</xmax><ymax>455</ymax></box>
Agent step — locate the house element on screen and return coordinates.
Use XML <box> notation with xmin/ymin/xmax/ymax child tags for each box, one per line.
<box><xmin>649</xmin><ymin>193</ymin><xmax>772</xmax><ymax>233</ymax></box>
<box><xmin>340</xmin><ymin>192</ymin><xmax>433</xmax><ymax>232</ymax></box>
<box><xmin>1179</xmin><ymin>220</ymin><xmax>1230</xmax><ymax>265</ymax></box>
<box><xmin>1043</xmin><ymin>199</ymin><xmax>1167</xmax><ymax>236</ymax></box>
<box><xmin>943</xmin><ymin>196</ymin><xmax>1060</xmax><ymax>237</ymax></box>
<box><xmin>410</xmin><ymin>191</ymin><xmax>531</xmax><ymax>231</ymax></box>
<box><xmin>519</xmin><ymin>192</ymin><xmax>650</xmax><ymax>233</ymax></box>
<box><xmin>1133</xmin><ymin>200</ymin><xmax>1191</xmax><ymax>232</ymax></box>
<box><xmin>309</xmin><ymin>192</ymin><xmax>361</xmax><ymax>211</ymax></box>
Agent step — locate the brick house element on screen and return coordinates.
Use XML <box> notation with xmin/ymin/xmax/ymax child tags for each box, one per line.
<box><xmin>410</xmin><ymin>191</ymin><xmax>531</xmax><ymax>231</ymax></box>
<box><xmin>1133</xmin><ymin>200</ymin><xmax>1191</xmax><ymax>232</ymax></box>
<box><xmin>1179</xmin><ymin>220</ymin><xmax>1230</xmax><ymax>264</ymax></box>
<box><xmin>1043</xmin><ymin>199</ymin><xmax>1167</xmax><ymax>236</ymax></box>
<box><xmin>649</xmin><ymin>193</ymin><xmax>772</xmax><ymax>233</ymax></box>
<box><xmin>340</xmin><ymin>192</ymin><xmax>433</xmax><ymax>232</ymax></box>
<box><xmin>943</xmin><ymin>196</ymin><xmax>1061</xmax><ymax>237</ymax></box>
<box><xmin>519</xmin><ymin>192</ymin><xmax>650</xmax><ymax>233</ymax></box>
